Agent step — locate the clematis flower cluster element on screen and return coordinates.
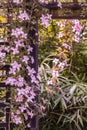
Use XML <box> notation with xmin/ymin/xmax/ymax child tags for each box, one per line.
<box><xmin>52</xmin><ymin>58</ymin><xmax>68</xmax><ymax>79</ymax></box>
<box><xmin>11</xmin><ymin>27</ymin><xmax>27</xmax><ymax>39</ymax></box>
<box><xmin>73</xmin><ymin>20</ymin><xmax>82</xmax><ymax>42</ymax></box>
<box><xmin>18</xmin><ymin>11</ymin><xmax>30</xmax><ymax>21</ymax></box>
<box><xmin>62</xmin><ymin>43</ymin><xmax>71</xmax><ymax>50</ymax></box>
<box><xmin>57</xmin><ymin>20</ymin><xmax>82</xmax><ymax>43</ymax></box>
<box><xmin>40</xmin><ymin>14</ymin><xmax>52</xmax><ymax>28</ymax></box>
<box><xmin>4</xmin><ymin>0</ymin><xmax>38</xmax><ymax>129</ymax></box>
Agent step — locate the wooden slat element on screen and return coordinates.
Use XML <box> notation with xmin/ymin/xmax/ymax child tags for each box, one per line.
<box><xmin>42</xmin><ymin>2</ymin><xmax>84</xmax><ymax>9</ymax></box>
<box><xmin>52</xmin><ymin>15</ymin><xmax>87</xmax><ymax>19</ymax></box>
<box><xmin>0</xmin><ymin>3</ymin><xmax>23</xmax><ymax>8</ymax></box>
<box><xmin>6</xmin><ymin>108</ymin><xmax>10</xmax><ymax>130</ymax></box>
<box><xmin>0</xmin><ymin>23</ymin><xmax>9</xmax><ymax>27</ymax></box>
<box><xmin>0</xmin><ymin>65</ymin><xmax>10</xmax><ymax>70</ymax></box>
<box><xmin>0</xmin><ymin>123</ymin><xmax>15</xmax><ymax>128</ymax></box>
<box><xmin>0</xmin><ymin>122</ymin><xmax>7</xmax><ymax>127</ymax></box>
<box><xmin>0</xmin><ymin>42</ymin><xmax>9</xmax><ymax>45</ymax></box>
<box><xmin>0</xmin><ymin>102</ymin><xmax>9</xmax><ymax>108</ymax></box>
<box><xmin>0</xmin><ymin>83</ymin><xmax>9</xmax><ymax>88</ymax></box>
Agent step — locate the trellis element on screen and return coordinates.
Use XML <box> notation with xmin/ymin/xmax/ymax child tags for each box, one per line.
<box><xmin>0</xmin><ymin>1</ymin><xmax>13</xmax><ymax>130</ymax></box>
<box><xmin>0</xmin><ymin>0</ymin><xmax>87</xmax><ymax>130</ymax></box>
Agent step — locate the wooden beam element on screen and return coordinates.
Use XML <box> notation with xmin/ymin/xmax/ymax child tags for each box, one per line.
<box><xmin>42</xmin><ymin>2</ymin><xmax>86</xmax><ymax>9</ymax></box>
<box><xmin>40</xmin><ymin>2</ymin><xmax>87</xmax><ymax>19</ymax></box>
<box><xmin>73</xmin><ymin>0</ymin><xmax>78</xmax><ymax>2</ymax></box>
<box><xmin>52</xmin><ymin>15</ymin><xmax>87</xmax><ymax>19</ymax></box>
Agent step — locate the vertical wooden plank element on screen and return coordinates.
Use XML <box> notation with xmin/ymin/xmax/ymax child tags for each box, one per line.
<box><xmin>5</xmin><ymin>1</ymin><xmax>11</xmax><ymax>129</ymax></box>
<box><xmin>6</xmin><ymin>108</ymin><xmax>10</xmax><ymax>130</ymax></box>
<box><xmin>25</xmin><ymin>17</ymin><xmax>39</xmax><ymax>130</ymax></box>
<box><xmin>25</xmin><ymin>1</ymin><xmax>39</xmax><ymax>129</ymax></box>
<box><xmin>30</xmin><ymin>20</ymin><xmax>38</xmax><ymax>130</ymax></box>
<box><xmin>6</xmin><ymin>66</ymin><xmax>10</xmax><ymax>130</ymax></box>
<box><xmin>30</xmin><ymin>22</ymin><xmax>38</xmax><ymax>74</ymax></box>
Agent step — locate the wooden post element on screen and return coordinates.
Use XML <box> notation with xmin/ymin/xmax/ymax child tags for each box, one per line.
<box><xmin>29</xmin><ymin>21</ymin><xmax>39</xmax><ymax>130</ymax></box>
<box><xmin>25</xmin><ymin>1</ymin><xmax>39</xmax><ymax>130</ymax></box>
<box><xmin>25</xmin><ymin>14</ymin><xmax>39</xmax><ymax>130</ymax></box>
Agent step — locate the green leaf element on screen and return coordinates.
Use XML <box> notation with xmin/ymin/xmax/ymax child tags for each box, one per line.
<box><xmin>70</xmin><ymin>84</ymin><xmax>76</xmax><ymax>95</ymax></box>
<box><xmin>78</xmin><ymin>115</ymin><xmax>83</xmax><ymax>127</ymax></box>
<box><xmin>74</xmin><ymin>121</ymin><xmax>82</xmax><ymax>130</ymax></box>
<box><xmin>70</xmin><ymin>113</ymin><xmax>76</xmax><ymax>123</ymax></box>
<box><xmin>71</xmin><ymin>72</ymin><xmax>80</xmax><ymax>82</ymax></box>
<box><xmin>57</xmin><ymin>114</ymin><xmax>63</xmax><ymax>124</ymax></box>
<box><xmin>61</xmin><ymin>98</ymin><xmax>67</xmax><ymax>110</ymax></box>
<box><xmin>53</xmin><ymin>97</ymin><xmax>61</xmax><ymax>109</ymax></box>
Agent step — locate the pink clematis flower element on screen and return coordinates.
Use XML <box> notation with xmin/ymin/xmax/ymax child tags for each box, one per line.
<box><xmin>11</xmin><ymin>27</ymin><xmax>27</xmax><ymax>39</ymax></box>
<box><xmin>18</xmin><ymin>11</ymin><xmax>30</xmax><ymax>21</ymax></box>
<box><xmin>13</xmin><ymin>0</ymin><xmax>21</xmax><ymax>4</ymax></box>
<box><xmin>22</xmin><ymin>55</ymin><xmax>29</xmax><ymax>64</ymax></box>
<box><xmin>40</xmin><ymin>14</ymin><xmax>52</xmax><ymax>28</ymax></box>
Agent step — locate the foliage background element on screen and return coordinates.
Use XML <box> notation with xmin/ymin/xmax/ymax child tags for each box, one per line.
<box><xmin>38</xmin><ymin>19</ymin><xmax>87</xmax><ymax>130</ymax></box>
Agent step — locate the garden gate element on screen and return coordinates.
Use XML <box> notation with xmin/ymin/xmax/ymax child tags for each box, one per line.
<box><xmin>0</xmin><ymin>0</ymin><xmax>87</xmax><ymax>130</ymax></box>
